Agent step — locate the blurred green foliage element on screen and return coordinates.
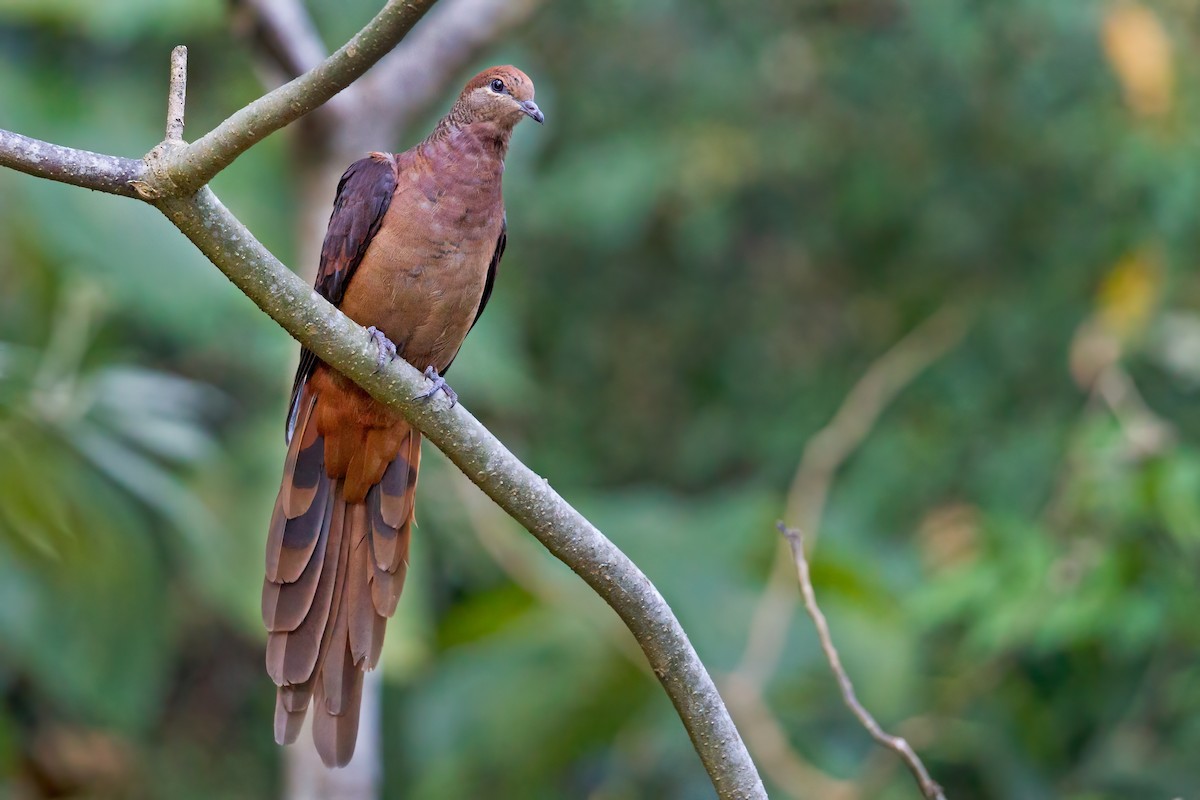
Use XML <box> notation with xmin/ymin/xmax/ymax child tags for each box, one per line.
<box><xmin>2</xmin><ymin>0</ymin><xmax>1200</xmax><ymax>798</ymax></box>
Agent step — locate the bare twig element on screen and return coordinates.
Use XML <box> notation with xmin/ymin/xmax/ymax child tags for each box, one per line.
<box><xmin>719</xmin><ymin>309</ymin><xmax>965</xmax><ymax>797</ymax></box>
<box><xmin>0</xmin><ymin>28</ymin><xmax>770</xmax><ymax>798</ymax></box>
<box><xmin>229</xmin><ymin>0</ymin><xmax>359</xmax><ymax>160</ymax></box>
<box><xmin>718</xmin><ymin>311</ymin><xmax>965</xmax><ymax>798</ymax></box>
<box><xmin>4</xmin><ymin>0</ymin><xmax>433</xmax><ymax>201</ymax></box>
<box><xmin>777</xmin><ymin>523</ymin><xmax>947</xmax><ymax>800</ymax></box>
<box><xmin>736</xmin><ymin>307</ymin><xmax>968</xmax><ymax>688</ymax></box>
<box><xmin>166</xmin><ymin>46</ymin><xmax>188</xmax><ymax>142</ymax></box>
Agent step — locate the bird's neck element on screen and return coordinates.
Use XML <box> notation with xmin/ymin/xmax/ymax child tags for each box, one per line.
<box><xmin>425</xmin><ymin>117</ymin><xmax>513</xmax><ymax>160</ymax></box>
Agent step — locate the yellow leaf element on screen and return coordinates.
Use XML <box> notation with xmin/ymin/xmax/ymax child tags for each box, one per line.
<box><xmin>1102</xmin><ymin>1</ymin><xmax>1174</xmax><ymax>117</ymax></box>
<box><xmin>1097</xmin><ymin>249</ymin><xmax>1161</xmax><ymax>339</ymax></box>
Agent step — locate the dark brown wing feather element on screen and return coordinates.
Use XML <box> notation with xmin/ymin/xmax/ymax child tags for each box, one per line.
<box><xmin>286</xmin><ymin>154</ymin><xmax>399</xmax><ymax>442</ymax></box>
<box><xmin>440</xmin><ymin>218</ymin><xmax>507</xmax><ymax>376</ymax></box>
<box><xmin>471</xmin><ymin>217</ymin><xmax>506</xmax><ymax>329</ymax></box>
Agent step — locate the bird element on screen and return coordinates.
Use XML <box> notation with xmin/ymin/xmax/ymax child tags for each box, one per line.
<box><xmin>261</xmin><ymin>66</ymin><xmax>543</xmax><ymax>768</ymax></box>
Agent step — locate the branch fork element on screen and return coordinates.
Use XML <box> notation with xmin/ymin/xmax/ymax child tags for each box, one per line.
<box><xmin>131</xmin><ymin>46</ymin><xmax>193</xmax><ymax>201</ymax></box>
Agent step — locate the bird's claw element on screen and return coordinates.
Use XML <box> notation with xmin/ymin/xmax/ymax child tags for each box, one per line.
<box><xmin>415</xmin><ymin>365</ymin><xmax>458</xmax><ymax>407</ymax></box>
<box><xmin>366</xmin><ymin>326</ymin><xmax>397</xmax><ymax>373</ymax></box>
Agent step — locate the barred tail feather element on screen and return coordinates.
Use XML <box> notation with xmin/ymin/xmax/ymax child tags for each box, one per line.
<box><xmin>263</xmin><ymin>388</ymin><xmax>418</xmax><ymax>767</ymax></box>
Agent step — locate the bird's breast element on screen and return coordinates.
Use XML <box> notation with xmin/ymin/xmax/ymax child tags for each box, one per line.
<box><xmin>337</xmin><ymin>164</ymin><xmax>504</xmax><ymax>373</ymax></box>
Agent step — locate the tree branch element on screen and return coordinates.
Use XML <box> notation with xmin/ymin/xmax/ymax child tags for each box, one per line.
<box><xmin>0</xmin><ymin>20</ymin><xmax>770</xmax><ymax>798</ymax></box>
<box><xmin>0</xmin><ymin>2</ymin><xmax>437</xmax><ymax>202</ymax></box>
<box><xmin>0</xmin><ymin>130</ymin><xmax>146</xmax><ymax>198</ymax></box>
<box><xmin>777</xmin><ymin>524</ymin><xmax>946</xmax><ymax>800</ymax></box>
<box><xmin>151</xmin><ymin>0</ymin><xmax>437</xmax><ymax>194</ymax></box>
<box><xmin>166</xmin><ymin>46</ymin><xmax>188</xmax><ymax>142</ymax></box>
<box><xmin>452</xmin><ymin>475</ymin><xmax>650</xmax><ymax>670</ymax></box>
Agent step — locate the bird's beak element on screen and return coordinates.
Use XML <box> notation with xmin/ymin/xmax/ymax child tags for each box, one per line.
<box><xmin>520</xmin><ymin>100</ymin><xmax>545</xmax><ymax>124</ymax></box>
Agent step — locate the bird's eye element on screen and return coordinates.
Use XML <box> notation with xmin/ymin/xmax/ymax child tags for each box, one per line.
<box><xmin>490</xmin><ymin>78</ymin><xmax>505</xmax><ymax>93</ymax></box>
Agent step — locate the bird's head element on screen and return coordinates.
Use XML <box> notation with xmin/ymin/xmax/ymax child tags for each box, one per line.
<box><xmin>452</xmin><ymin>66</ymin><xmax>544</xmax><ymax>129</ymax></box>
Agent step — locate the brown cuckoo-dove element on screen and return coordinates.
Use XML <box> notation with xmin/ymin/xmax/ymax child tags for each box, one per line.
<box><xmin>262</xmin><ymin>65</ymin><xmax>543</xmax><ymax>768</ymax></box>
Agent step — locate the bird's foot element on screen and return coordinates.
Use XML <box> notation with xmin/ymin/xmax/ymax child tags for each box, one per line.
<box><xmin>415</xmin><ymin>366</ymin><xmax>458</xmax><ymax>407</ymax></box>
<box><xmin>366</xmin><ymin>326</ymin><xmax>397</xmax><ymax>373</ymax></box>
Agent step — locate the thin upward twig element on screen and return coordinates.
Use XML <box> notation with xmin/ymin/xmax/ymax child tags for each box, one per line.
<box><xmin>166</xmin><ymin>46</ymin><xmax>188</xmax><ymax>142</ymax></box>
<box><xmin>777</xmin><ymin>523</ymin><xmax>947</xmax><ymax>800</ymax></box>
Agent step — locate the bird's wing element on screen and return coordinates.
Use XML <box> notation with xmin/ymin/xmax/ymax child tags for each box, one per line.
<box><xmin>286</xmin><ymin>153</ymin><xmax>399</xmax><ymax>442</ymax></box>
<box><xmin>440</xmin><ymin>217</ymin><xmax>506</xmax><ymax>377</ymax></box>
<box><xmin>471</xmin><ymin>215</ymin><xmax>506</xmax><ymax>329</ymax></box>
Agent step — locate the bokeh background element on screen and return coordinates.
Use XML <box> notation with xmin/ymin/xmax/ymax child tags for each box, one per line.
<box><xmin>2</xmin><ymin>0</ymin><xmax>1199</xmax><ymax>797</ymax></box>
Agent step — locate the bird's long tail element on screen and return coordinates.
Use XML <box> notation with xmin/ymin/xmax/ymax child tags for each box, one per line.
<box><xmin>262</xmin><ymin>386</ymin><xmax>420</xmax><ymax>767</ymax></box>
